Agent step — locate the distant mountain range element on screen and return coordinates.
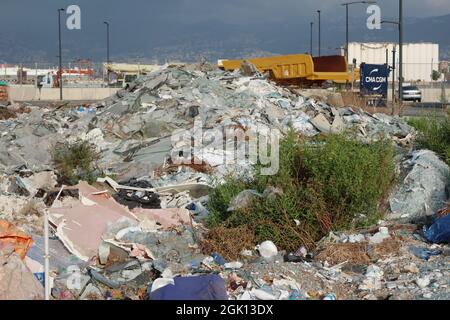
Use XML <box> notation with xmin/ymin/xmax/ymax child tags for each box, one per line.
<box><xmin>1</xmin><ymin>14</ymin><xmax>449</xmax><ymax>65</ymax></box>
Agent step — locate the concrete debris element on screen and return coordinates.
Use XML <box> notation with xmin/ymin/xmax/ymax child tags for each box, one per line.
<box><xmin>0</xmin><ymin>64</ymin><xmax>448</xmax><ymax>301</ymax></box>
<box><xmin>0</xmin><ymin>249</ymin><xmax>44</xmax><ymax>300</ymax></box>
<box><xmin>80</xmin><ymin>283</ymin><xmax>103</xmax><ymax>300</ymax></box>
<box><xmin>0</xmin><ymin>65</ymin><xmax>415</xmax><ymax>181</ymax></box>
<box><xmin>369</xmin><ymin>227</ymin><xmax>391</xmax><ymax>244</ymax></box>
<box><xmin>388</xmin><ymin>150</ymin><xmax>450</xmax><ymax>223</ymax></box>
<box><xmin>416</xmin><ymin>276</ymin><xmax>431</xmax><ymax>289</ymax></box>
<box><xmin>359</xmin><ymin>265</ymin><xmax>384</xmax><ymax>291</ymax></box>
<box><xmin>16</xmin><ymin>171</ymin><xmax>57</xmax><ymax>197</ymax></box>
<box><xmin>326</xmin><ymin>93</ymin><xmax>345</xmax><ymax>108</ymax></box>
<box><xmin>310</xmin><ymin>113</ymin><xmax>332</xmax><ymax>133</ymax></box>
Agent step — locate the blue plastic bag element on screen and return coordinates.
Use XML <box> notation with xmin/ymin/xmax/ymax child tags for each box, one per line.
<box><xmin>409</xmin><ymin>246</ymin><xmax>441</xmax><ymax>261</ymax></box>
<box><xmin>150</xmin><ymin>275</ymin><xmax>228</xmax><ymax>300</ymax></box>
<box><xmin>424</xmin><ymin>214</ymin><xmax>450</xmax><ymax>244</ymax></box>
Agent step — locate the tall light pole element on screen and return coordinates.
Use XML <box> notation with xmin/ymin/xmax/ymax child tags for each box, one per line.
<box><xmin>382</xmin><ymin>18</ymin><xmax>403</xmax><ymax>105</ymax></box>
<box><xmin>104</xmin><ymin>21</ymin><xmax>110</xmax><ymax>84</ymax></box>
<box><xmin>58</xmin><ymin>8</ymin><xmax>65</xmax><ymax>100</ymax></box>
<box><xmin>310</xmin><ymin>22</ymin><xmax>314</xmax><ymax>56</ymax></box>
<box><xmin>341</xmin><ymin>1</ymin><xmax>377</xmax><ymax>63</ymax></box>
<box><xmin>317</xmin><ymin>10</ymin><xmax>321</xmax><ymax>56</ymax></box>
<box><xmin>399</xmin><ymin>0</ymin><xmax>403</xmax><ymax>102</ymax></box>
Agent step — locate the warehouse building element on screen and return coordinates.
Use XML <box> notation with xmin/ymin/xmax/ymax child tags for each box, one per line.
<box><xmin>343</xmin><ymin>42</ymin><xmax>440</xmax><ymax>82</ymax></box>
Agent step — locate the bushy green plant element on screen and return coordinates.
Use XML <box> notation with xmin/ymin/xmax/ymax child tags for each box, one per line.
<box><xmin>408</xmin><ymin>113</ymin><xmax>450</xmax><ymax>166</ymax></box>
<box><xmin>51</xmin><ymin>140</ymin><xmax>101</xmax><ymax>185</ymax></box>
<box><xmin>207</xmin><ymin>132</ymin><xmax>396</xmax><ymax>251</ymax></box>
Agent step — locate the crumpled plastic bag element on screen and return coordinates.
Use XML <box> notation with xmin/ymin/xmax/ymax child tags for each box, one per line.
<box><xmin>0</xmin><ymin>220</ymin><xmax>33</xmax><ymax>259</ymax></box>
<box><xmin>424</xmin><ymin>214</ymin><xmax>450</xmax><ymax>244</ymax></box>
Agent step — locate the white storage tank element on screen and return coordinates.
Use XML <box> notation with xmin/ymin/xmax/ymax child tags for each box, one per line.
<box><xmin>344</xmin><ymin>42</ymin><xmax>439</xmax><ymax>82</ymax></box>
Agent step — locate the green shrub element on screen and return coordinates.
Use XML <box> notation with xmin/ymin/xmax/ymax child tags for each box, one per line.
<box><xmin>51</xmin><ymin>140</ymin><xmax>101</xmax><ymax>185</ymax></box>
<box><xmin>408</xmin><ymin>113</ymin><xmax>450</xmax><ymax>166</ymax></box>
<box><xmin>207</xmin><ymin>132</ymin><xmax>396</xmax><ymax>251</ymax></box>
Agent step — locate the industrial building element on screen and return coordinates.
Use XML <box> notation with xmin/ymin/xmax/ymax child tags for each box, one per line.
<box><xmin>343</xmin><ymin>42</ymin><xmax>440</xmax><ymax>82</ymax></box>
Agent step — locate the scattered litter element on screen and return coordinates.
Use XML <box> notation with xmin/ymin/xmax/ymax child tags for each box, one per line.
<box><xmin>257</xmin><ymin>241</ymin><xmax>278</xmax><ymax>262</ymax></box>
<box><xmin>424</xmin><ymin>214</ymin><xmax>450</xmax><ymax>244</ymax></box>
<box><xmin>150</xmin><ymin>275</ymin><xmax>228</xmax><ymax>300</ymax></box>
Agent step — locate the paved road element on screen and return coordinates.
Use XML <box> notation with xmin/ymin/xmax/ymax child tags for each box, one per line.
<box><xmin>401</xmin><ymin>102</ymin><xmax>448</xmax><ymax>117</ymax></box>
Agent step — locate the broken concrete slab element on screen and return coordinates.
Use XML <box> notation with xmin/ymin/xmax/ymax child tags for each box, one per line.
<box><xmin>388</xmin><ymin>150</ymin><xmax>450</xmax><ymax>223</ymax></box>
<box><xmin>310</xmin><ymin>113</ymin><xmax>332</xmax><ymax>133</ymax></box>
<box><xmin>16</xmin><ymin>171</ymin><xmax>57</xmax><ymax>197</ymax></box>
<box><xmin>132</xmin><ymin>208</ymin><xmax>192</xmax><ymax>230</ymax></box>
<box><xmin>326</xmin><ymin>93</ymin><xmax>345</xmax><ymax>108</ymax></box>
<box><xmin>0</xmin><ymin>250</ymin><xmax>44</xmax><ymax>300</ymax></box>
<box><xmin>80</xmin><ymin>283</ymin><xmax>103</xmax><ymax>300</ymax></box>
<box><xmin>0</xmin><ymin>219</ymin><xmax>33</xmax><ymax>259</ymax></box>
<box><xmin>49</xmin><ymin>203</ymin><xmax>133</xmax><ymax>262</ymax></box>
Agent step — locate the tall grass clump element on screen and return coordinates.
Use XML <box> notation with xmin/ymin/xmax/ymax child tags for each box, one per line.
<box><xmin>51</xmin><ymin>140</ymin><xmax>101</xmax><ymax>185</ymax></box>
<box><xmin>207</xmin><ymin>131</ymin><xmax>396</xmax><ymax>251</ymax></box>
<box><xmin>408</xmin><ymin>112</ymin><xmax>450</xmax><ymax>166</ymax></box>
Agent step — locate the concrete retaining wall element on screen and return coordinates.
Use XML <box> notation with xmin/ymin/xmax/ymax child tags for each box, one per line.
<box><xmin>7</xmin><ymin>85</ymin><xmax>119</xmax><ymax>101</ymax></box>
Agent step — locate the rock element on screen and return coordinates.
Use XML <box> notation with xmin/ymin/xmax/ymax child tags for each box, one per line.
<box><xmin>348</xmin><ymin>234</ymin><xmax>366</xmax><ymax>243</ymax></box>
<box><xmin>224</xmin><ymin>261</ymin><xmax>244</xmax><ymax>269</ymax></box>
<box><xmin>326</xmin><ymin>93</ymin><xmax>345</xmax><ymax>108</ymax></box>
<box><xmin>240</xmin><ymin>61</ymin><xmax>260</xmax><ymax>77</ymax></box>
<box><xmin>423</xmin><ymin>292</ymin><xmax>433</xmax><ymax>299</ymax></box>
<box><xmin>17</xmin><ymin>171</ymin><xmax>57</xmax><ymax>197</ymax></box>
<box><xmin>388</xmin><ymin>150</ymin><xmax>450</xmax><ymax>223</ymax></box>
<box><xmin>80</xmin><ymin>283</ymin><xmax>103</xmax><ymax>300</ymax></box>
<box><xmin>121</xmin><ymin>268</ymin><xmax>143</xmax><ymax>281</ymax></box>
<box><xmin>310</xmin><ymin>113</ymin><xmax>332</xmax><ymax>133</ymax></box>
<box><xmin>416</xmin><ymin>277</ymin><xmax>431</xmax><ymax>289</ymax></box>
<box><xmin>251</xmin><ymin>288</ymin><xmax>277</xmax><ymax>300</ymax></box>
<box><xmin>404</xmin><ymin>263</ymin><xmax>419</xmax><ymax>274</ymax></box>
<box><xmin>0</xmin><ymin>251</ymin><xmax>44</xmax><ymax>300</ymax></box>
<box><xmin>331</xmin><ymin>114</ymin><xmax>345</xmax><ymax>133</ymax></box>
<box><xmin>359</xmin><ymin>265</ymin><xmax>384</xmax><ymax>291</ymax></box>
<box><xmin>369</xmin><ymin>227</ymin><xmax>390</xmax><ymax>244</ymax></box>
<box><xmin>98</xmin><ymin>242</ymin><xmax>111</xmax><ymax>265</ymax></box>
<box><xmin>54</xmin><ymin>270</ymin><xmax>91</xmax><ymax>297</ymax></box>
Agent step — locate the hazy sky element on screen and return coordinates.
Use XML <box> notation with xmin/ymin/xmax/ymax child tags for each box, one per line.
<box><xmin>1</xmin><ymin>0</ymin><xmax>450</xmax><ymax>26</ymax></box>
<box><xmin>1</xmin><ymin>0</ymin><xmax>449</xmax><ymax>62</ymax></box>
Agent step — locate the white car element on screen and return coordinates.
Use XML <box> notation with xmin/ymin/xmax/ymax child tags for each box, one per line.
<box><xmin>401</xmin><ymin>85</ymin><xmax>422</xmax><ymax>102</ymax></box>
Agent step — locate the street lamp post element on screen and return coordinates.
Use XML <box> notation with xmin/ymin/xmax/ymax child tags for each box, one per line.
<box><xmin>104</xmin><ymin>21</ymin><xmax>110</xmax><ymax>84</ymax></box>
<box><xmin>399</xmin><ymin>0</ymin><xmax>403</xmax><ymax>102</ymax></box>
<box><xmin>310</xmin><ymin>22</ymin><xmax>314</xmax><ymax>56</ymax></box>
<box><xmin>341</xmin><ymin>1</ymin><xmax>377</xmax><ymax>63</ymax></box>
<box><xmin>58</xmin><ymin>8</ymin><xmax>65</xmax><ymax>100</ymax></box>
<box><xmin>382</xmin><ymin>19</ymin><xmax>403</xmax><ymax>106</ymax></box>
<box><xmin>317</xmin><ymin>10</ymin><xmax>321</xmax><ymax>56</ymax></box>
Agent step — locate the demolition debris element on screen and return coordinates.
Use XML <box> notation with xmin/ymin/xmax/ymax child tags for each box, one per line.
<box><xmin>0</xmin><ymin>64</ymin><xmax>448</xmax><ymax>300</ymax></box>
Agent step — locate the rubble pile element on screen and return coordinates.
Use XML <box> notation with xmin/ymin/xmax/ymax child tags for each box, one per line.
<box><xmin>0</xmin><ymin>65</ymin><xmax>415</xmax><ymax>180</ymax></box>
<box><xmin>0</xmin><ymin>64</ymin><xmax>448</xmax><ymax>300</ymax></box>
